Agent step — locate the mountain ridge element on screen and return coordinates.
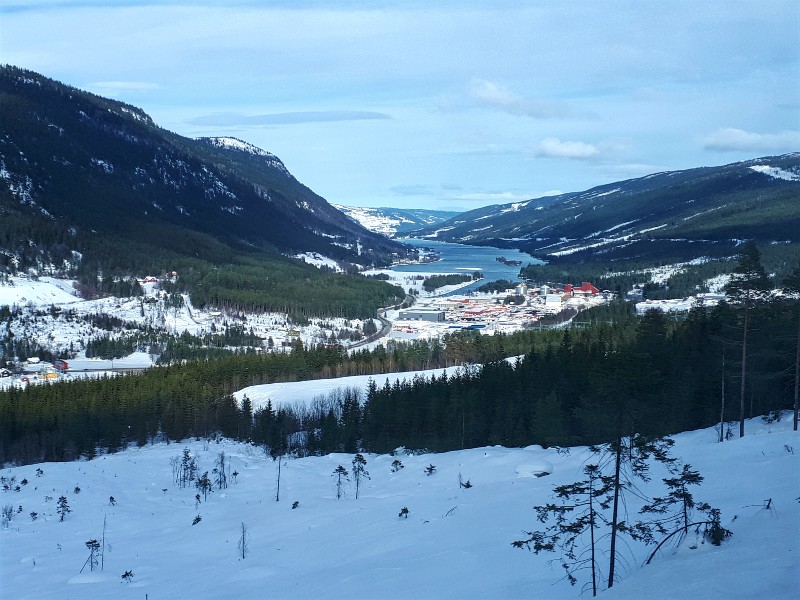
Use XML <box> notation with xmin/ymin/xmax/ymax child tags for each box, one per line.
<box><xmin>412</xmin><ymin>154</ymin><xmax>800</xmax><ymax>264</ymax></box>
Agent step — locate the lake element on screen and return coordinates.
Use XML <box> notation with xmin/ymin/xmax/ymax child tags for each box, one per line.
<box><xmin>391</xmin><ymin>238</ymin><xmax>544</xmax><ymax>294</ymax></box>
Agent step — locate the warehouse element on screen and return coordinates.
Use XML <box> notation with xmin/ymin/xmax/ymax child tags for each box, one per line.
<box><xmin>397</xmin><ymin>309</ymin><xmax>446</xmax><ymax>322</ymax></box>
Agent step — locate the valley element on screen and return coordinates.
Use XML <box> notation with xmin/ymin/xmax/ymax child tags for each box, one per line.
<box><xmin>1</xmin><ymin>61</ymin><xmax>799</xmax><ymax>600</ymax></box>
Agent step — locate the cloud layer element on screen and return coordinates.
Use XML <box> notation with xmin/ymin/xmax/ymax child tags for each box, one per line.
<box><xmin>2</xmin><ymin>1</ymin><xmax>797</xmax><ymax>210</ymax></box>
<box><xmin>702</xmin><ymin>128</ymin><xmax>800</xmax><ymax>153</ymax></box>
<box><xmin>188</xmin><ymin>111</ymin><xmax>391</xmax><ymax>126</ymax></box>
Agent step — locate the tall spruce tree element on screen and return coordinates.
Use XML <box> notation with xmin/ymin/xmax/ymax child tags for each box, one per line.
<box><xmin>724</xmin><ymin>241</ymin><xmax>771</xmax><ymax>437</ymax></box>
<box><xmin>782</xmin><ymin>264</ymin><xmax>800</xmax><ymax>431</ymax></box>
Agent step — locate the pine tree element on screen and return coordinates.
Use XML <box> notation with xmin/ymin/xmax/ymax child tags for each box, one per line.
<box><xmin>513</xmin><ymin>436</ymin><xmax>717</xmax><ymax>595</ymax></box>
<box><xmin>513</xmin><ymin>463</ymin><xmax>610</xmax><ymax>596</ymax></box>
<box><xmin>332</xmin><ymin>465</ymin><xmax>349</xmax><ymax>500</ymax></box>
<box><xmin>56</xmin><ymin>495</ymin><xmax>70</xmax><ymax>522</ymax></box>
<box><xmin>639</xmin><ymin>463</ymin><xmax>733</xmax><ymax>564</ymax></box>
<box><xmin>724</xmin><ymin>241</ymin><xmax>771</xmax><ymax>437</ymax></box>
<box><xmin>352</xmin><ymin>453</ymin><xmax>370</xmax><ymax>500</ymax></box>
<box><xmin>197</xmin><ymin>472</ymin><xmax>212</xmax><ymax>501</ymax></box>
<box><xmin>782</xmin><ymin>264</ymin><xmax>800</xmax><ymax>431</ymax></box>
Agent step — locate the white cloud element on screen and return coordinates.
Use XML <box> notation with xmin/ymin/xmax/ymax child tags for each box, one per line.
<box><xmin>468</xmin><ymin>78</ymin><xmax>577</xmax><ymax>119</ymax></box>
<box><xmin>532</xmin><ymin>137</ymin><xmax>600</xmax><ymax>160</ymax></box>
<box><xmin>451</xmin><ymin>191</ymin><xmax>533</xmax><ymax>203</ymax></box>
<box><xmin>702</xmin><ymin>128</ymin><xmax>800</xmax><ymax>152</ymax></box>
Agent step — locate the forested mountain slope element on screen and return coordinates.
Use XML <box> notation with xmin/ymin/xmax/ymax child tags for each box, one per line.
<box><xmin>413</xmin><ymin>155</ymin><xmax>800</xmax><ymax>264</ymax></box>
<box><xmin>0</xmin><ymin>66</ymin><xmax>402</xmax><ymax>269</ymax></box>
<box><xmin>0</xmin><ymin>66</ymin><xmax>407</xmax><ymax>316</ymax></box>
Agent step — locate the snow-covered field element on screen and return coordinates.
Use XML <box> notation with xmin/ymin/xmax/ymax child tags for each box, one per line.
<box><xmin>1</xmin><ymin>406</ymin><xmax>796</xmax><ymax>600</ymax></box>
<box><xmin>233</xmin><ymin>365</ymin><xmax>484</xmax><ymax>413</ymax></box>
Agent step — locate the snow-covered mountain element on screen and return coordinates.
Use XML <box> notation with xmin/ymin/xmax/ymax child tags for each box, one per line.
<box><xmin>334</xmin><ymin>205</ymin><xmax>460</xmax><ymax>237</ymax></box>
<box><xmin>0</xmin><ymin>390</ymin><xmax>795</xmax><ymax>600</ymax></box>
<box><xmin>413</xmin><ymin>154</ymin><xmax>800</xmax><ymax>263</ymax></box>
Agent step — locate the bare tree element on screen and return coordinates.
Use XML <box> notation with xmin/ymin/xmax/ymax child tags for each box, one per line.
<box><xmin>81</xmin><ymin>539</ymin><xmax>100</xmax><ymax>572</ymax></box>
<box><xmin>214</xmin><ymin>451</ymin><xmax>228</xmax><ymax>490</ymax></box>
<box><xmin>237</xmin><ymin>522</ymin><xmax>249</xmax><ymax>559</ymax></box>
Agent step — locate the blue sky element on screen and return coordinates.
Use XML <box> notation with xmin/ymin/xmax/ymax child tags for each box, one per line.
<box><xmin>2</xmin><ymin>1</ymin><xmax>798</xmax><ymax>211</ymax></box>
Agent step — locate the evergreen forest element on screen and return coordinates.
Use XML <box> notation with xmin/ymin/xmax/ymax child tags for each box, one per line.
<box><xmin>2</xmin><ymin>291</ymin><xmax>798</xmax><ymax>466</ymax></box>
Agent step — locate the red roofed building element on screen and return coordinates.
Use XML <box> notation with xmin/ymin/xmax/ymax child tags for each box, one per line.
<box><xmin>565</xmin><ymin>282</ymin><xmax>600</xmax><ymax>295</ymax></box>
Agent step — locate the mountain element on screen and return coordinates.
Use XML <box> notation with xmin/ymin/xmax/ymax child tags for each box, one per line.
<box><xmin>334</xmin><ymin>205</ymin><xmax>461</xmax><ymax>237</ymax></box>
<box><xmin>0</xmin><ymin>66</ymin><xmax>407</xmax><ymax>274</ymax></box>
<box><xmin>412</xmin><ymin>155</ymin><xmax>800</xmax><ymax>263</ymax></box>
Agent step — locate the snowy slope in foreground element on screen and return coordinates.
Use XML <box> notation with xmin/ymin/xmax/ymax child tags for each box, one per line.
<box><xmin>1</xmin><ymin>418</ymin><xmax>797</xmax><ymax>600</ymax></box>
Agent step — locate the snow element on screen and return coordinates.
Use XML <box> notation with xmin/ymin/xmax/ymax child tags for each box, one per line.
<box><xmin>749</xmin><ymin>164</ymin><xmax>800</xmax><ymax>181</ymax></box>
<box><xmin>334</xmin><ymin>205</ymin><xmax>413</xmax><ymax>237</ymax></box>
<box><xmin>1</xmin><ymin>401</ymin><xmax>797</xmax><ymax>600</ymax></box>
<box><xmin>499</xmin><ymin>200</ymin><xmax>532</xmax><ymax>214</ymax></box>
<box><xmin>199</xmin><ymin>137</ymin><xmax>292</xmax><ymax>178</ymax></box>
<box><xmin>0</xmin><ymin>276</ymin><xmax>81</xmax><ymax>306</ymax></box>
<box><xmin>234</xmin><ymin>366</ymin><xmax>458</xmax><ymax>412</ymax></box>
<box><xmin>0</xmin><ymin>276</ymin><xmax>376</xmax><ymax>387</ymax></box>
<box><xmin>294</xmin><ymin>252</ymin><xmax>343</xmax><ymax>272</ymax></box>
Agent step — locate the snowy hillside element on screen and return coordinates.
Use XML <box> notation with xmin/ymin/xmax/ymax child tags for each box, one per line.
<box><xmin>0</xmin><ymin>274</ymin><xmax>372</xmax><ymax>388</ymax></box>
<box><xmin>1</xmin><ymin>407</ymin><xmax>796</xmax><ymax>600</ymax></box>
<box><xmin>334</xmin><ymin>205</ymin><xmax>460</xmax><ymax>237</ymax></box>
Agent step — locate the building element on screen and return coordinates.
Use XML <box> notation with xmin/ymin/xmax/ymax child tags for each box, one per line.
<box><xmin>565</xmin><ymin>282</ymin><xmax>600</xmax><ymax>295</ymax></box>
<box><xmin>398</xmin><ymin>309</ymin><xmax>446</xmax><ymax>322</ymax></box>
<box><xmin>544</xmin><ymin>294</ymin><xmax>563</xmax><ymax>306</ymax></box>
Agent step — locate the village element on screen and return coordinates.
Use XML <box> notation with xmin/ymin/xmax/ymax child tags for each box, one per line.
<box><xmin>384</xmin><ymin>280</ymin><xmax>615</xmax><ymax>341</ymax></box>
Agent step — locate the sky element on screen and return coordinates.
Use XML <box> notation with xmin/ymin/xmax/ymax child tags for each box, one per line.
<box><xmin>1</xmin><ymin>1</ymin><xmax>799</xmax><ymax>212</ymax></box>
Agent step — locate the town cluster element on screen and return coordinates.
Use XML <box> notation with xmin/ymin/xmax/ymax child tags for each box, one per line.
<box><xmin>387</xmin><ymin>281</ymin><xmax>613</xmax><ymax>340</ymax></box>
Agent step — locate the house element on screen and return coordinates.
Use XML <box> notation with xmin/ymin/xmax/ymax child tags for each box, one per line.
<box><xmin>0</xmin><ymin>369</ymin><xmax>11</xmax><ymax>378</ymax></box>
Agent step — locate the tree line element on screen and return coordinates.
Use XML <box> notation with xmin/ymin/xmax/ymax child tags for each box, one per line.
<box><xmin>0</xmin><ymin>327</ymin><xmax>558</xmax><ymax>465</ymax></box>
<box><xmin>2</xmin><ymin>247</ymin><xmax>797</xmax><ymax>466</ymax></box>
<box><xmin>2</xmin><ymin>291</ymin><xmax>797</xmax><ymax>465</ymax></box>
